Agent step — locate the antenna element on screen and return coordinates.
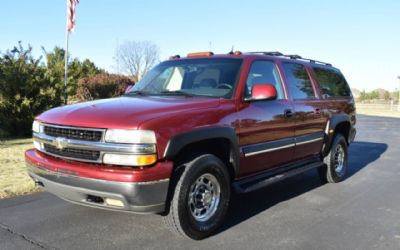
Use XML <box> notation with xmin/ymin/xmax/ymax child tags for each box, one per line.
<box><xmin>228</xmin><ymin>45</ymin><xmax>235</xmax><ymax>54</ymax></box>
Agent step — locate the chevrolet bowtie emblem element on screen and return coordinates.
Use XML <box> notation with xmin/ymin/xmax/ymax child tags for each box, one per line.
<box><xmin>54</xmin><ymin>137</ymin><xmax>68</xmax><ymax>150</ymax></box>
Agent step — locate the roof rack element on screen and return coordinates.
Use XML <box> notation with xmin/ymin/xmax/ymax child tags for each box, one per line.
<box><xmin>247</xmin><ymin>51</ymin><xmax>332</xmax><ymax>66</ymax></box>
<box><xmin>248</xmin><ymin>51</ymin><xmax>284</xmax><ymax>56</ymax></box>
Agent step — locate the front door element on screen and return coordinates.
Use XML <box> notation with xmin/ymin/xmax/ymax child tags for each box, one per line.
<box><xmin>237</xmin><ymin>60</ymin><xmax>296</xmax><ymax>176</ymax></box>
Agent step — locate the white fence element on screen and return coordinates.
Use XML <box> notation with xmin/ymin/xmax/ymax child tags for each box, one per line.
<box><xmin>356</xmin><ymin>102</ymin><xmax>400</xmax><ymax>112</ymax></box>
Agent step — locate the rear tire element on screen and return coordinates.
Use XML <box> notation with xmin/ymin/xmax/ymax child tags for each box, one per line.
<box><xmin>163</xmin><ymin>154</ymin><xmax>231</xmax><ymax>240</ymax></box>
<box><xmin>319</xmin><ymin>133</ymin><xmax>348</xmax><ymax>183</ymax></box>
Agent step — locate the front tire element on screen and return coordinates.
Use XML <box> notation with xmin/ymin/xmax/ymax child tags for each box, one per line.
<box><xmin>318</xmin><ymin>133</ymin><xmax>348</xmax><ymax>183</ymax></box>
<box><xmin>163</xmin><ymin>154</ymin><xmax>231</xmax><ymax>240</ymax></box>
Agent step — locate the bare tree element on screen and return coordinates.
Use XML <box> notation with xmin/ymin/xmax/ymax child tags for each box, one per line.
<box><xmin>115</xmin><ymin>41</ymin><xmax>160</xmax><ymax>81</ymax></box>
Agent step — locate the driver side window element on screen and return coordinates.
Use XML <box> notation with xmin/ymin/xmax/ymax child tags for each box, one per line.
<box><xmin>245</xmin><ymin>61</ymin><xmax>284</xmax><ymax>99</ymax></box>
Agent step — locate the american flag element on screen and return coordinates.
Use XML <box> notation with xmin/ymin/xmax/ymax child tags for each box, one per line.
<box><xmin>67</xmin><ymin>0</ymin><xmax>79</xmax><ymax>32</ymax></box>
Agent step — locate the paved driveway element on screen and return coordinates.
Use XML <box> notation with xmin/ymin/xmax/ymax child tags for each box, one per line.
<box><xmin>1</xmin><ymin>115</ymin><xmax>399</xmax><ymax>250</ymax></box>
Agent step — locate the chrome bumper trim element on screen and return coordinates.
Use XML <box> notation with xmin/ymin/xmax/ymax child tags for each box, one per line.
<box><xmin>34</xmin><ymin>132</ymin><xmax>155</xmax><ymax>154</ymax></box>
<box><xmin>33</xmin><ymin>131</ymin><xmax>156</xmax><ymax>163</ymax></box>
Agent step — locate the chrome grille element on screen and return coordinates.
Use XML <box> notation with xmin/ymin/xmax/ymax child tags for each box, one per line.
<box><xmin>44</xmin><ymin>125</ymin><xmax>103</xmax><ymax>142</ymax></box>
<box><xmin>43</xmin><ymin>144</ymin><xmax>100</xmax><ymax>161</ymax></box>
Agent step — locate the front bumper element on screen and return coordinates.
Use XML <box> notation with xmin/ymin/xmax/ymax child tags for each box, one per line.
<box><xmin>25</xmin><ymin>149</ymin><xmax>173</xmax><ymax>214</ymax></box>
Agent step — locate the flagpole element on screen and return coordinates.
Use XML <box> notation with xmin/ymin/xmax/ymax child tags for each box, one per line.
<box><xmin>64</xmin><ymin>0</ymin><xmax>78</xmax><ymax>105</ymax></box>
<box><xmin>64</xmin><ymin>0</ymin><xmax>69</xmax><ymax>106</ymax></box>
<box><xmin>64</xmin><ymin>29</ymin><xmax>69</xmax><ymax>105</ymax></box>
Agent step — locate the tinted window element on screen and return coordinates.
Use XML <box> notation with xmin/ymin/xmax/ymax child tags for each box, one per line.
<box><xmin>245</xmin><ymin>61</ymin><xmax>284</xmax><ymax>99</ymax></box>
<box><xmin>313</xmin><ymin>67</ymin><xmax>351</xmax><ymax>98</ymax></box>
<box><xmin>282</xmin><ymin>63</ymin><xmax>315</xmax><ymax>99</ymax></box>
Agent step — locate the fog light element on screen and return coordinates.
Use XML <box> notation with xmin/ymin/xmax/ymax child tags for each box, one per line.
<box><xmin>104</xmin><ymin>198</ymin><xmax>124</xmax><ymax>207</ymax></box>
<box><xmin>103</xmin><ymin>153</ymin><xmax>157</xmax><ymax>166</ymax></box>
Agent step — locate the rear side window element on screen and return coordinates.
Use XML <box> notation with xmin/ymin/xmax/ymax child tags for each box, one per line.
<box><xmin>282</xmin><ymin>63</ymin><xmax>315</xmax><ymax>99</ymax></box>
<box><xmin>245</xmin><ymin>61</ymin><xmax>284</xmax><ymax>99</ymax></box>
<box><xmin>312</xmin><ymin>67</ymin><xmax>351</xmax><ymax>98</ymax></box>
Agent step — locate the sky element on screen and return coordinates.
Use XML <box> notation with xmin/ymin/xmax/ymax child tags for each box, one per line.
<box><xmin>1</xmin><ymin>0</ymin><xmax>399</xmax><ymax>91</ymax></box>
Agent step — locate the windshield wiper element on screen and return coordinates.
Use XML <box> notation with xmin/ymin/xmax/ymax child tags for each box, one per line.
<box><xmin>124</xmin><ymin>90</ymin><xmax>148</xmax><ymax>96</ymax></box>
<box><xmin>159</xmin><ymin>90</ymin><xmax>194</xmax><ymax>97</ymax></box>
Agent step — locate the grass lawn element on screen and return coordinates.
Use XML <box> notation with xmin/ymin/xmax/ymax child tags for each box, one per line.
<box><xmin>0</xmin><ymin>138</ymin><xmax>40</xmax><ymax>199</ymax></box>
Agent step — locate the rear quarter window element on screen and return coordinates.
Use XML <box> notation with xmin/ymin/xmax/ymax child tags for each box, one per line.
<box><xmin>312</xmin><ymin>67</ymin><xmax>351</xmax><ymax>98</ymax></box>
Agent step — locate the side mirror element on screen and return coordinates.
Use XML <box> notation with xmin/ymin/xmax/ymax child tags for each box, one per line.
<box><xmin>124</xmin><ymin>85</ymin><xmax>134</xmax><ymax>94</ymax></box>
<box><xmin>245</xmin><ymin>84</ymin><xmax>277</xmax><ymax>101</ymax></box>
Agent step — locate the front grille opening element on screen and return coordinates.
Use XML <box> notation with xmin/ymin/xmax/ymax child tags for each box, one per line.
<box><xmin>44</xmin><ymin>126</ymin><xmax>103</xmax><ymax>142</ymax></box>
<box><xmin>44</xmin><ymin>144</ymin><xmax>100</xmax><ymax>161</ymax></box>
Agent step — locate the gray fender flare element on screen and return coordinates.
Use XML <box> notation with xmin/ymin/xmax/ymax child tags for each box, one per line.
<box><xmin>163</xmin><ymin>127</ymin><xmax>240</xmax><ymax>176</ymax></box>
<box><xmin>323</xmin><ymin>114</ymin><xmax>351</xmax><ymax>156</ymax></box>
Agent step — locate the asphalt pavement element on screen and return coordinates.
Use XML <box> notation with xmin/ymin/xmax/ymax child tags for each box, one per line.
<box><xmin>1</xmin><ymin>115</ymin><xmax>399</xmax><ymax>250</ymax></box>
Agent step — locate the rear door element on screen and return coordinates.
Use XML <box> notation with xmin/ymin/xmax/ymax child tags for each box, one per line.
<box><xmin>280</xmin><ymin>62</ymin><xmax>326</xmax><ymax>160</ymax></box>
<box><xmin>237</xmin><ymin>60</ymin><xmax>296</xmax><ymax>176</ymax></box>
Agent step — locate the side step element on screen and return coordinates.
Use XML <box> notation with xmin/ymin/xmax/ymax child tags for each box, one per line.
<box><xmin>233</xmin><ymin>161</ymin><xmax>324</xmax><ymax>193</ymax></box>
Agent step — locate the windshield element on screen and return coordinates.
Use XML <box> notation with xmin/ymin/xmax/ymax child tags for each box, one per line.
<box><xmin>127</xmin><ymin>58</ymin><xmax>243</xmax><ymax>98</ymax></box>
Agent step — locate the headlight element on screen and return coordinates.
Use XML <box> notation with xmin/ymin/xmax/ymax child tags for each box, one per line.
<box><xmin>32</xmin><ymin>120</ymin><xmax>42</xmax><ymax>133</ymax></box>
<box><xmin>104</xmin><ymin>129</ymin><xmax>156</xmax><ymax>144</ymax></box>
<box><xmin>33</xmin><ymin>140</ymin><xmax>42</xmax><ymax>151</ymax></box>
<box><xmin>104</xmin><ymin>129</ymin><xmax>157</xmax><ymax>166</ymax></box>
<box><xmin>103</xmin><ymin>153</ymin><xmax>157</xmax><ymax>166</ymax></box>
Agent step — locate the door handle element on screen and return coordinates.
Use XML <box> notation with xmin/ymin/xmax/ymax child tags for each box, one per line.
<box><xmin>284</xmin><ymin>109</ymin><xmax>294</xmax><ymax>118</ymax></box>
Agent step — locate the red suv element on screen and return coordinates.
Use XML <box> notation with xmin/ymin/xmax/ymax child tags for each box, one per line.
<box><xmin>26</xmin><ymin>51</ymin><xmax>356</xmax><ymax>239</ymax></box>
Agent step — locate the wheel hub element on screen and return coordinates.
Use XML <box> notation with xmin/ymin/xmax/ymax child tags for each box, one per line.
<box><xmin>188</xmin><ymin>173</ymin><xmax>221</xmax><ymax>222</ymax></box>
<box><xmin>334</xmin><ymin>144</ymin><xmax>345</xmax><ymax>174</ymax></box>
<box><xmin>203</xmin><ymin>191</ymin><xmax>212</xmax><ymax>205</ymax></box>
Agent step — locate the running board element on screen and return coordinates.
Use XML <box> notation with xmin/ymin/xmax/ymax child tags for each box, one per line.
<box><xmin>233</xmin><ymin>161</ymin><xmax>324</xmax><ymax>193</ymax></box>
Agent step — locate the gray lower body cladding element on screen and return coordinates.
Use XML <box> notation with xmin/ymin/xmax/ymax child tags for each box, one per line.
<box><xmin>27</xmin><ymin>162</ymin><xmax>169</xmax><ymax>214</ymax></box>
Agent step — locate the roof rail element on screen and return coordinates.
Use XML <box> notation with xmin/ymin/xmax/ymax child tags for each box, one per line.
<box><xmin>246</xmin><ymin>51</ymin><xmax>332</xmax><ymax>66</ymax></box>
<box><xmin>247</xmin><ymin>51</ymin><xmax>284</xmax><ymax>56</ymax></box>
<box><xmin>286</xmin><ymin>54</ymin><xmax>332</xmax><ymax>66</ymax></box>
<box><xmin>301</xmin><ymin>58</ymin><xmax>332</xmax><ymax>67</ymax></box>
<box><xmin>285</xmin><ymin>54</ymin><xmax>302</xmax><ymax>59</ymax></box>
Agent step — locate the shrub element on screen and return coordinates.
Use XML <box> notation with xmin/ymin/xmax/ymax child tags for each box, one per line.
<box><xmin>0</xmin><ymin>43</ymin><xmax>63</xmax><ymax>137</ymax></box>
<box><xmin>43</xmin><ymin>47</ymin><xmax>102</xmax><ymax>98</ymax></box>
<box><xmin>75</xmin><ymin>73</ymin><xmax>135</xmax><ymax>101</ymax></box>
<box><xmin>0</xmin><ymin>42</ymin><xmax>104</xmax><ymax>138</ymax></box>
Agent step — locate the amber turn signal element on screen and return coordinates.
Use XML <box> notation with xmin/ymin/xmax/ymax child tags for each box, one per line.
<box><xmin>187</xmin><ymin>51</ymin><xmax>214</xmax><ymax>57</ymax></box>
<box><xmin>103</xmin><ymin>154</ymin><xmax>157</xmax><ymax>166</ymax></box>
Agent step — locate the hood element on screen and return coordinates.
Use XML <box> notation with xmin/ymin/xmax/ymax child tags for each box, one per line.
<box><xmin>37</xmin><ymin>96</ymin><xmax>220</xmax><ymax>129</ymax></box>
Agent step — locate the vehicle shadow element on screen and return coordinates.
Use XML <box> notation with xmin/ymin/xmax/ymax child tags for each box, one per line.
<box><xmin>217</xmin><ymin>141</ymin><xmax>388</xmax><ymax>234</ymax></box>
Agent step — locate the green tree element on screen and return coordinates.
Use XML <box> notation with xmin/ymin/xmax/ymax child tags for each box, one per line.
<box><xmin>369</xmin><ymin>90</ymin><xmax>379</xmax><ymax>100</ymax></box>
<box><xmin>0</xmin><ymin>42</ymin><xmax>61</xmax><ymax>137</ymax></box>
<box><xmin>384</xmin><ymin>90</ymin><xmax>391</xmax><ymax>100</ymax></box>
<box><xmin>0</xmin><ymin>42</ymin><xmax>103</xmax><ymax>137</ymax></box>
<box><xmin>359</xmin><ymin>90</ymin><xmax>367</xmax><ymax>101</ymax></box>
<box><xmin>43</xmin><ymin>47</ymin><xmax>102</xmax><ymax>100</ymax></box>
